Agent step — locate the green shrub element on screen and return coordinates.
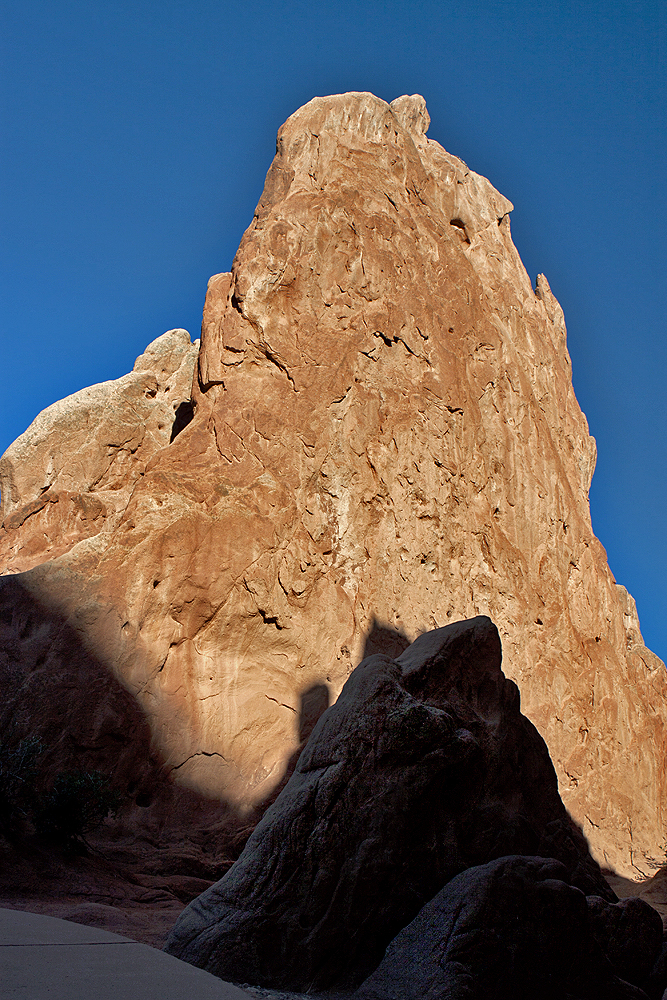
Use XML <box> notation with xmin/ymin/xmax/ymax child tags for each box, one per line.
<box><xmin>34</xmin><ymin>770</ymin><xmax>121</xmax><ymax>847</ymax></box>
<box><xmin>0</xmin><ymin>734</ymin><xmax>122</xmax><ymax>848</ymax></box>
<box><xmin>0</xmin><ymin>736</ymin><xmax>44</xmax><ymax>832</ymax></box>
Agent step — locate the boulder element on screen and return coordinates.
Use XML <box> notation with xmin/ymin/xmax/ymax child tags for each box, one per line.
<box><xmin>585</xmin><ymin>894</ymin><xmax>663</xmax><ymax>988</ymax></box>
<box><xmin>356</xmin><ymin>855</ymin><xmax>652</xmax><ymax>1000</ymax></box>
<box><xmin>165</xmin><ymin>617</ymin><xmax>613</xmax><ymax>991</ymax></box>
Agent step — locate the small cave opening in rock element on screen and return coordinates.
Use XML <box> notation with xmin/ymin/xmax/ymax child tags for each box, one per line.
<box><xmin>450</xmin><ymin>218</ymin><xmax>471</xmax><ymax>244</ymax></box>
<box><xmin>170</xmin><ymin>400</ymin><xmax>195</xmax><ymax>442</ymax></box>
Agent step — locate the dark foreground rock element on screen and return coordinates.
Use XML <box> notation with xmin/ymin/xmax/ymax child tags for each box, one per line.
<box><xmin>586</xmin><ymin>894</ymin><xmax>663</xmax><ymax>987</ymax></box>
<box><xmin>165</xmin><ymin>617</ymin><xmax>613</xmax><ymax>990</ymax></box>
<box><xmin>355</xmin><ymin>855</ymin><xmax>656</xmax><ymax>1000</ymax></box>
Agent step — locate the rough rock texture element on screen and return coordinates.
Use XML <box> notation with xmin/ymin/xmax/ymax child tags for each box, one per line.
<box><xmin>355</xmin><ymin>856</ymin><xmax>654</xmax><ymax>1000</ymax></box>
<box><xmin>0</xmin><ymin>92</ymin><xmax>666</xmax><ymax>876</ymax></box>
<box><xmin>165</xmin><ymin>617</ymin><xmax>614</xmax><ymax>990</ymax></box>
<box><xmin>585</xmin><ymin>894</ymin><xmax>663</xmax><ymax>986</ymax></box>
<box><xmin>0</xmin><ymin>328</ymin><xmax>198</xmax><ymax>573</ymax></box>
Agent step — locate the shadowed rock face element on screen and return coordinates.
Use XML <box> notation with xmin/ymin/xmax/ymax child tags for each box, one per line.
<box><xmin>165</xmin><ymin>617</ymin><xmax>613</xmax><ymax>991</ymax></box>
<box><xmin>0</xmin><ymin>92</ymin><xmax>666</xmax><ymax>876</ymax></box>
<box><xmin>355</xmin><ymin>856</ymin><xmax>660</xmax><ymax>1000</ymax></box>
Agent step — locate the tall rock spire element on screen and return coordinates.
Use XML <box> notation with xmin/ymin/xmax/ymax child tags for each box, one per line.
<box><xmin>1</xmin><ymin>92</ymin><xmax>664</xmax><ymax>877</ymax></box>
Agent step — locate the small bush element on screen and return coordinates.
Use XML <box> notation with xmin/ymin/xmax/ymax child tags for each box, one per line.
<box><xmin>0</xmin><ymin>734</ymin><xmax>122</xmax><ymax>849</ymax></box>
<box><xmin>0</xmin><ymin>736</ymin><xmax>44</xmax><ymax>832</ymax></box>
<box><xmin>35</xmin><ymin>770</ymin><xmax>121</xmax><ymax>847</ymax></box>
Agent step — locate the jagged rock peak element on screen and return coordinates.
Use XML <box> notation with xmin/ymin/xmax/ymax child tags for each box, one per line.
<box><xmin>0</xmin><ymin>329</ymin><xmax>199</xmax><ymax>573</ymax></box>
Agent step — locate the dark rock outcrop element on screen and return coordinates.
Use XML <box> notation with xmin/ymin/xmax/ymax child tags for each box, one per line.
<box><xmin>165</xmin><ymin>617</ymin><xmax>613</xmax><ymax>990</ymax></box>
<box><xmin>585</xmin><ymin>894</ymin><xmax>663</xmax><ymax>988</ymax></box>
<box><xmin>356</xmin><ymin>856</ymin><xmax>654</xmax><ymax>1000</ymax></box>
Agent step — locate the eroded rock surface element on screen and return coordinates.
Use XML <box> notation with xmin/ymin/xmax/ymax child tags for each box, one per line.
<box><xmin>1</xmin><ymin>92</ymin><xmax>666</xmax><ymax>876</ymax></box>
<box><xmin>0</xmin><ymin>328</ymin><xmax>198</xmax><ymax>573</ymax></box>
<box><xmin>165</xmin><ymin>618</ymin><xmax>614</xmax><ymax>990</ymax></box>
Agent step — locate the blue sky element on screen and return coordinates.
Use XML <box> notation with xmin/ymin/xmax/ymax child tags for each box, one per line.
<box><xmin>1</xmin><ymin>1</ymin><xmax>665</xmax><ymax>661</ymax></box>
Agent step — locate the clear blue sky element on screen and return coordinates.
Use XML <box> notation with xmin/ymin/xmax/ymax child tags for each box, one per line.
<box><xmin>1</xmin><ymin>1</ymin><xmax>665</xmax><ymax>661</ymax></box>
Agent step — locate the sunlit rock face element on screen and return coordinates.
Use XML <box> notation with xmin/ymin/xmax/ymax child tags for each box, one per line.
<box><xmin>0</xmin><ymin>92</ymin><xmax>665</xmax><ymax>877</ymax></box>
<box><xmin>0</xmin><ymin>328</ymin><xmax>198</xmax><ymax>574</ymax></box>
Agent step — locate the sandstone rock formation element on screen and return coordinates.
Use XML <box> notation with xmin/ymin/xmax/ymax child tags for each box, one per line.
<box><xmin>165</xmin><ymin>617</ymin><xmax>615</xmax><ymax>990</ymax></box>
<box><xmin>0</xmin><ymin>328</ymin><xmax>198</xmax><ymax>574</ymax></box>
<box><xmin>0</xmin><ymin>92</ymin><xmax>665</xmax><ymax>878</ymax></box>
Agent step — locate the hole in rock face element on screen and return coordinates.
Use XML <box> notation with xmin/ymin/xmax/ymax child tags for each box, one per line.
<box><xmin>136</xmin><ymin>791</ymin><xmax>152</xmax><ymax>808</ymax></box>
<box><xmin>153</xmin><ymin>580</ymin><xmax>159</xmax><ymax>589</ymax></box>
<box><xmin>170</xmin><ymin>400</ymin><xmax>195</xmax><ymax>442</ymax></box>
<box><xmin>450</xmin><ymin>218</ymin><xmax>471</xmax><ymax>244</ymax></box>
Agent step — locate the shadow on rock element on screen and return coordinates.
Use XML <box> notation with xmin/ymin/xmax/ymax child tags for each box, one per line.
<box><xmin>0</xmin><ymin>576</ymin><xmax>394</xmax><ymax>944</ymax></box>
<box><xmin>252</xmin><ymin>682</ymin><xmax>333</xmax><ymax>816</ymax></box>
<box><xmin>360</xmin><ymin>618</ymin><xmax>411</xmax><ymax>660</ymax></box>
<box><xmin>0</xmin><ymin>576</ymin><xmax>275</xmax><ymax>939</ymax></box>
<box><xmin>0</xmin><ymin>575</ymin><xmax>383</xmax><ymax>947</ymax></box>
